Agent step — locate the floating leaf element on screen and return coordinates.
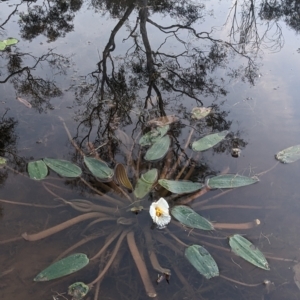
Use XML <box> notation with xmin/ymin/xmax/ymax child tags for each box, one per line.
<box><xmin>185</xmin><ymin>245</ymin><xmax>219</xmax><ymax>279</ymax></box>
<box><xmin>68</xmin><ymin>282</ymin><xmax>90</xmax><ymax>300</ymax></box>
<box><xmin>134</xmin><ymin>169</ymin><xmax>158</xmax><ymax>199</ymax></box>
<box><xmin>191</xmin><ymin>107</ymin><xmax>212</xmax><ymax>120</ymax></box>
<box><xmin>171</xmin><ymin>205</ymin><xmax>214</xmax><ymax>230</ymax></box>
<box><xmin>0</xmin><ymin>156</ymin><xmax>7</xmax><ymax>168</ymax></box>
<box><xmin>0</xmin><ymin>42</ymin><xmax>6</xmax><ymax>51</ymax></box>
<box><xmin>141</xmin><ymin>168</ymin><xmax>158</xmax><ymax>184</ymax></box>
<box><xmin>207</xmin><ymin>174</ymin><xmax>259</xmax><ymax>189</ymax></box>
<box><xmin>145</xmin><ymin>135</ymin><xmax>170</xmax><ymax>161</ymax></box>
<box><xmin>192</xmin><ymin>131</ymin><xmax>228</xmax><ymax>152</ymax></box>
<box><xmin>229</xmin><ymin>235</ymin><xmax>269</xmax><ymax>270</ymax></box>
<box><xmin>43</xmin><ymin>158</ymin><xmax>82</xmax><ymax>178</ymax></box>
<box><xmin>3</xmin><ymin>38</ymin><xmax>18</xmax><ymax>46</ymax></box>
<box><xmin>158</xmin><ymin>179</ymin><xmax>204</xmax><ymax>194</ymax></box>
<box><xmin>28</xmin><ymin>160</ymin><xmax>48</xmax><ymax>180</ymax></box>
<box><xmin>34</xmin><ymin>253</ymin><xmax>89</xmax><ymax>282</ymax></box>
<box><xmin>147</xmin><ymin>115</ymin><xmax>179</xmax><ymax>126</ymax></box>
<box><xmin>115</xmin><ymin>163</ymin><xmax>133</xmax><ymax>190</ymax></box>
<box><xmin>139</xmin><ymin>125</ymin><xmax>169</xmax><ymax>146</ymax></box>
<box><xmin>84</xmin><ymin>156</ymin><xmax>114</xmax><ymax>180</ymax></box>
<box><xmin>17</xmin><ymin>97</ymin><xmax>32</xmax><ymax>108</ymax></box>
<box><xmin>275</xmin><ymin>145</ymin><xmax>300</xmax><ymax>163</ymax></box>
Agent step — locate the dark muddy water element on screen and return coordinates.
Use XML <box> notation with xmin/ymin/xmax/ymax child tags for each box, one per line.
<box><xmin>1</xmin><ymin>1</ymin><xmax>300</xmax><ymax>299</ymax></box>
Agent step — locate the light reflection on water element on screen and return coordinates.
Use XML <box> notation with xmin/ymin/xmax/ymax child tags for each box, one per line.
<box><xmin>1</xmin><ymin>0</ymin><xmax>300</xmax><ymax>299</ymax></box>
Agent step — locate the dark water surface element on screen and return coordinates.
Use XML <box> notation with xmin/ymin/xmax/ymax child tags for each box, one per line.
<box><xmin>1</xmin><ymin>0</ymin><xmax>300</xmax><ymax>299</ymax></box>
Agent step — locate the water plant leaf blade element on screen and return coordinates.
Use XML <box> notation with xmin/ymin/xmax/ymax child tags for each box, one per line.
<box><xmin>68</xmin><ymin>282</ymin><xmax>90</xmax><ymax>299</ymax></box>
<box><xmin>192</xmin><ymin>130</ymin><xmax>228</xmax><ymax>152</ymax></box>
<box><xmin>147</xmin><ymin>115</ymin><xmax>179</xmax><ymax>126</ymax></box>
<box><xmin>191</xmin><ymin>107</ymin><xmax>212</xmax><ymax>120</ymax></box>
<box><xmin>229</xmin><ymin>234</ymin><xmax>270</xmax><ymax>270</ymax></box>
<box><xmin>139</xmin><ymin>125</ymin><xmax>169</xmax><ymax>146</ymax></box>
<box><xmin>171</xmin><ymin>205</ymin><xmax>214</xmax><ymax>230</ymax></box>
<box><xmin>207</xmin><ymin>174</ymin><xmax>259</xmax><ymax>189</ymax></box>
<box><xmin>0</xmin><ymin>41</ymin><xmax>6</xmax><ymax>51</ymax></box>
<box><xmin>134</xmin><ymin>169</ymin><xmax>158</xmax><ymax>199</ymax></box>
<box><xmin>43</xmin><ymin>158</ymin><xmax>82</xmax><ymax>178</ymax></box>
<box><xmin>0</xmin><ymin>156</ymin><xmax>7</xmax><ymax>168</ymax></box>
<box><xmin>275</xmin><ymin>145</ymin><xmax>300</xmax><ymax>163</ymax></box>
<box><xmin>158</xmin><ymin>179</ymin><xmax>204</xmax><ymax>194</ymax></box>
<box><xmin>34</xmin><ymin>253</ymin><xmax>89</xmax><ymax>282</ymax></box>
<box><xmin>84</xmin><ymin>156</ymin><xmax>114</xmax><ymax>180</ymax></box>
<box><xmin>28</xmin><ymin>160</ymin><xmax>48</xmax><ymax>180</ymax></box>
<box><xmin>145</xmin><ymin>135</ymin><xmax>170</xmax><ymax>161</ymax></box>
<box><xmin>185</xmin><ymin>245</ymin><xmax>219</xmax><ymax>279</ymax></box>
<box><xmin>115</xmin><ymin>163</ymin><xmax>133</xmax><ymax>190</ymax></box>
<box><xmin>3</xmin><ymin>38</ymin><xmax>18</xmax><ymax>46</ymax></box>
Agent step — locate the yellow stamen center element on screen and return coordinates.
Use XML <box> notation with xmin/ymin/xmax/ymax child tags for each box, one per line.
<box><xmin>155</xmin><ymin>207</ymin><xmax>163</xmax><ymax>217</ymax></box>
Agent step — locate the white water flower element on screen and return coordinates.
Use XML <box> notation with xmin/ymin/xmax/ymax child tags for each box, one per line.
<box><xmin>149</xmin><ymin>197</ymin><xmax>171</xmax><ymax>229</ymax></box>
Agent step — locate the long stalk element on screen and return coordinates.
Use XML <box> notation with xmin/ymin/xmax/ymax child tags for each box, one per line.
<box><xmin>126</xmin><ymin>231</ymin><xmax>157</xmax><ymax>298</ymax></box>
<box><xmin>22</xmin><ymin>212</ymin><xmax>105</xmax><ymax>241</ymax></box>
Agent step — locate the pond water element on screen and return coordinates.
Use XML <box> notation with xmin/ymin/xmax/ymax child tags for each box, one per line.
<box><xmin>1</xmin><ymin>0</ymin><xmax>300</xmax><ymax>299</ymax></box>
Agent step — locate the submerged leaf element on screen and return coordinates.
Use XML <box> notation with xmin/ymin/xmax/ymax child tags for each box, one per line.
<box><xmin>34</xmin><ymin>253</ymin><xmax>89</xmax><ymax>281</ymax></box>
<box><xmin>192</xmin><ymin>131</ymin><xmax>228</xmax><ymax>152</ymax></box>
<box><xmin>145</xmin><ymin>135</ymin><xmax>170</xmax><ymax>161</ymax></box>
<box><xmin>147</xmin><ymin>115</ymin><xmax>179</xmax><ymax>126</ymax></box>
<box><xmin>43</xmin><ymin>158</ymin><xmax>82</xmax><ymax>178</ymax></box>
<box><xmin>171</xmin><ymin>205</ymin><xmax>214</xmax><ymax>230</ymax></box>
<box><xmin>134</xmin><ymin>169</ymin><xmax>158</xmax><ymax>199</ymax></box>
<box><xmin>158</xmin><ymin>179</ymin><xmax>204</xmax><ymax>194</ymax></box>
<box><xmin>191</xmin><ymin>107</ymin><xmax>212</xmax><ymax>120</ymax></box>
<box><xmin>185</xmin><ymin>245</ymin><xmax>219</xmax><ymax>279</ymax></box>
<box><xmin>68</xmin><ymin>282</ymin><xmax>90</xmax><ymax>300</ymax></box>
<box><xmin>115</xmin><ymin>163</ymin><xmax>133</xmax><ymax>190</ymax></box>
<box><xmin>0</xmin><ymin>156</ymin><xmax>7</xmax><ymax>168</ymax></box>
<box><xmin>275</xmin><ymin>145</ymin><xmax>300</xmax><ymax>163</ymax></box>
<box><xmin>207</xmin><ymin>174</ymin><xmax>259</xmax><ymax>189</ymax></box>
<box><xmin>17</xmin><ymin>97</ymin><xmax>32</xmax><ymax>108</ymax></box>
<box><xmin>84</xmin><ymin>156</ymin><xmax>114</xmax><ymax>180</ymax></box>
<box><xmin>139</xmin><ymin>125</ymin><xmax>169</xmax><ymax>146</ymax></box>
<box><xmin>229</xmin><ymin>234</ymin><xmax>269</xmax><ymax>270</ymax></box>
<box><xmin>28</xmin><ymin>160</ymin><xmax>48</xmax><ymax>180</ymax></box>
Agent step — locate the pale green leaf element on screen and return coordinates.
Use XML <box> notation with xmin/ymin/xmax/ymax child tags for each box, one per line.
<box><xmin>229</xmin><ymin>234</ymin><xmax>270</xmax><ymax>270</ymax></box>
<box><xmin>0</xmin><ymin>42</ymin><xmax>6</xmax><ymax>51</ymax></box>
<box><xmin>34</xmin><ymin>253</ymin><xmax>89</xmax><ymax>281</ymax></box>
<box><xmin>145</xmin><ymin>135</ymin><xmax>170</xmax><ymax>161</ymax></box>
<box><xmin>68</xmin><ymin>282</ymin><xmax>90</xmax><ymax>300</ymax></box>
<box><xmin>43</xmin><ymin>158</ymin><xmax>82</xmax><ymax>178</ymax></box>
<box><xmin>3</xmin><ymin>38</ymin><xmax>18</xmax><ymax>46</ymax></box>
<box><xmin>134</xmin><ymin>169</ymin><xmax>158</xmax><ymax>199</ymax></box>
<box><xmin>275</xmin><ymin>145</ymin><xmax>300</xmax><ymax>163</ymax></box>
<box><xmin>191</xmin><ymin>107</ymin><xmax>212</xmax><ymax>120</ymax></box>
<box><xmin>192</xmin><ymin>131</ymin><xmax>228</xmax><ymax>152</ymax></box>
<box><xmin>158</xmin><ymin>179</ymin><xmax>203</xmax><ymax>194</ymax></box>
<box><xmin>28</xmin><ymin>160</ymin><xmax>48</xmax><ymax>180</ymax></box>
<box><xmin>185</xmin><ymin>245</ymin><xmax>219</xmax><ymax>279</ymax></box>
<box><xmin>141</xmin><ymin>168</ymin><xmax>158</xmax><ymax>184</ymax></box>
<box><xmin>0</xmin><ymin>156</ymin><xmax>7</xmax><ymax>168</ymax></box>
<box><xmin>139</xmin><ymin>125</ymin><xmax>169</xmax><ymax>146</ymax></box>
<box><xmin>207</xmin><ymin>174</ymin><xmax>259</xmax><ymax>189</ymax></box>
<box><xmin>171</xmin><ymin>205</ymin><xmax>214</xmax><ymax>230</ymax></box>
<box><xmin>84</xmin><ymin>156</ymin><xmax>114</xmax><ymax>180</ymax></box>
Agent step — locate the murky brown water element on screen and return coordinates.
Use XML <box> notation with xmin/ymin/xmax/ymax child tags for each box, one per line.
<box><xmin>1</xmin><ymin>0</ymin><xmax>300</xmax><ymax>299</ymax></box>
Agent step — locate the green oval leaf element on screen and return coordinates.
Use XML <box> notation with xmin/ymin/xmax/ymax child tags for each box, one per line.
<box><xmin>68</xmin><ymin>282</ymin><xmax>90</xmax><ymax>299</ymax></box>
<box><xmin>158</xmin><ymin>179</ymin><xmax>204</xmax><ymax>194</ymax></box>
<box><xmin>84</xmin><ymin>156</ymin><xmax>114</xmax><ymax>180</ymax></box>
<box><xmin>139</xmin><ymin>125</ymin><xmax>169</xmax><ymax>146</ymax></box>
<box><xmin>0</xmin><ymin>41</ymin><xmax>6</xmax><ymax>51</ymax></box>
<box><xmin>207</xmin><ymin>174</ymin><xmax>259</xmax><ymax>189</ymax></box>
<box><xmin>43</xmin><ymin>158</ymin><xmax>82</xmax><ymax>178</ymax></box>
<box><xmin>34</xmin><ymin>253</ymin><xmax>89</xmax><ymax>282</ymax></box>
<box><xmin>185</xmin><ymin>245</ymin><xmax>219</xmax><ymax>279</ymax></box>
<box><xmin>141</xmin><ymin>168</ymin><xmax>158</xmax><ymax>184</ymax></box>
<box><xmin>229</xmin><ymin>234</ymin><xmax>270</xmax><ymax>270</ymax></box>
<box><xmin>3</xmin><ymin>38</ymin><xmax>18</xmax><ymax>46</ymax></box>
<box><xmin>133</xmin><ymin>169</ymin><xmax>158</xmax><ymax>199</ymax></box>
<box><xmin>0</xmin><ymin>156</ymin><xmax>7</xmax><ymax>168</ymax></box>
<box><xmin>171</xmin><ymin>205</ymin><xmax>214</xmax><ymax>230</ymax></box>
<box><xmin>191</xmin><ymin>107</ymin><xmax>212</xmax><ymax>120</ymax></box>
<box><xmin>145</xmin><ymin>135</ymin><xmax>170</xmax><ymax>161</ymax></box>
<box><xmin>28</xmin><ymin>160</ymin><xmax>48</xmax><ymax>180</ymax></box>
<box><xmin>275</xmin><ymin>145</ymin><xmax>300</xmax><ymax>163</ymax></box>
<box><xmin>192</xmin><ymin>131</ymin><xmax>228</xmax><ymax>152</ymax></box>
